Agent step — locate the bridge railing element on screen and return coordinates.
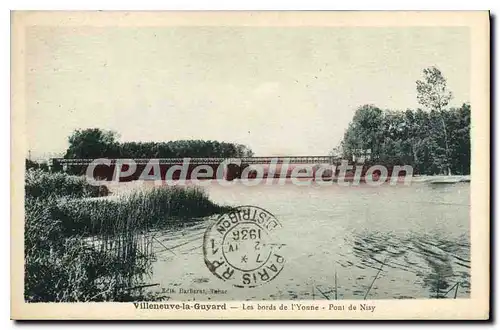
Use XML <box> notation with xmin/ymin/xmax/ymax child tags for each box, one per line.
<box><xmin>51</xmin><ymin>156</ymin><xmax>339</xmax><ymax>166</ymax></box>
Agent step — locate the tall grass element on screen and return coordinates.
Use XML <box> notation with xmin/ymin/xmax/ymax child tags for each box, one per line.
<box><xmin>24</xmin><ymin>170</ymin><xmax>228</xmax><ymax>302</ymax></box>
<box><xmin>24</xmin><ymin>197</ymin><xmax>137</xmax><ymax>302</ymax></box>
<box><xmin>57</xmin><ymin>186</ymin><xmax>228</xmax><ymax>236</ymax></box>
<box><xmin>25</xmin><ymin>169</ymin><xmax>106</xmax><ymax>199</ymax></box>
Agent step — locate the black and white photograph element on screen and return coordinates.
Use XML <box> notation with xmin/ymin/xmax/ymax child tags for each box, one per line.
<box><xmin>10</xmin><ymin>10</ymin><xmax>490</xmax><ymax>320</ymax></box>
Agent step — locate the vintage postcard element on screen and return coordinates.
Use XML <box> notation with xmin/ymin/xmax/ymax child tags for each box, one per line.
<box><xmin>11</xmin><ymin>11</ymin><xmax>490</xmax><ymax>320</ymax></box>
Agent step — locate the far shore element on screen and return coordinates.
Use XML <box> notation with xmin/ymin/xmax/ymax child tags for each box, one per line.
<box><xmin>93</xmin><ymin>174</ymin><xmax>470</xmax><ymax>199</ymax></box>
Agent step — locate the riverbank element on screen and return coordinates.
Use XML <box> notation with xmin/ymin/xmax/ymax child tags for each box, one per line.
<box><xmin>24</xmin><ymin>169</ymin><xmax>230</xmax><ymax>302</ymax></box>
<box><xmin>97</xmin><ymin>174</ymin><xmax>471</xmax><ymax>191</ymax></box>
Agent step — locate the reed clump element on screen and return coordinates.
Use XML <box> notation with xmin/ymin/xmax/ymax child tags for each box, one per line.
<box><xmin>24</xmin><ymin>170</ymin><xmax>227</xmax><ymax>302</ymax></box>
<box><xmin>57</xmin><ymin>185</ymin><xmax>229</xmax><ymax>236</ymax></box>
<box><xmin>25</xmin><ymin>168</ymin><xmax>105</xmax><ymax>199</ymax></box>
<box><xmin>24</xmin><ymin>196</ymin><xmax>133</xmax><ymax>301</ymax></box>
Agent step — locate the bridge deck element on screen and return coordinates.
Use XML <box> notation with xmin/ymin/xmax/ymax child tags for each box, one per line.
<box><xmin>51</xmin><ymin>156</ymin><xmax>340</xmax><ymax>165</ymax></box>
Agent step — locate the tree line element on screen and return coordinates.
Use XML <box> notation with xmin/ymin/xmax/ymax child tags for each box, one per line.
<box><xmin>338</xmin><ymin>67</ymin><xmax>470</xmax><ymax>175</ymax></box>
<box><xmin>63</xmin><ymin>129</ymin><xmax>255</xmax><ymax>159</ymax></box>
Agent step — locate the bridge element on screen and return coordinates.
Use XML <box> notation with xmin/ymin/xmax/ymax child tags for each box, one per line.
<box><xmin>50</xmin><ymin>156</ymin><xmax>340</xmax><ymax>166</ymax></box>
<box><xmin>48</xmin><ymin>156</ymin><xmax>400</xmax><ymax>182</ymax></box>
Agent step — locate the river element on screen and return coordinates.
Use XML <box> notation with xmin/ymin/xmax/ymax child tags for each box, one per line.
<box><xmin>145</xmin><ymin>180</ymin><xmax>470</xmax><ymax>300</ymax></box>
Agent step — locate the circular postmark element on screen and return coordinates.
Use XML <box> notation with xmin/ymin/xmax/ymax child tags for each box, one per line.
<box><xmin>203</xmin><ymin>205</ymin><xmax>286</xmax><ymax>288</ymax></box>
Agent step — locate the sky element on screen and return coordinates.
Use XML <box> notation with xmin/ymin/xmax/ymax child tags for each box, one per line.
<box><xmin>25</xmin><ymin>26</ymin><xmax>470</xmax><ymax>159</ymax></box>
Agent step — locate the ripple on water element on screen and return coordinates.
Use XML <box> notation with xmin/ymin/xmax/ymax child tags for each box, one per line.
<box><xmin>146</xmin><ymin>183</ymin><xmax>470</xmax><ymax>300</ymax></box>
<box><xmin>192</xmin><ymin>277</ymin><xmax>210</xmax><ymax>284</ymax></box>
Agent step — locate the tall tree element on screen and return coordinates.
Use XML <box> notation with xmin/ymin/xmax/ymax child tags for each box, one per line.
<box><xmin>64</xmin><ymin>128</ymin><xmax>120</xmax><ymax>159</ymax></box>
<box><xmin>64</xmin><ymin>131</ymin><xmax>255</xmax><ymax>160</ymax></box>
<box><xmin>337</xmin><ymin>104</ymin><xmax>470</xmax><ymax>175</ymax></box>
<box><xmin>416</xmin><ymin>66</ymin><xmax>453</xmax><ymax>174</ymax></box>
<box><xmin>341</xmin><ymin>104</ymin><xmax>384</xmax><ymax>160</ymax></box>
